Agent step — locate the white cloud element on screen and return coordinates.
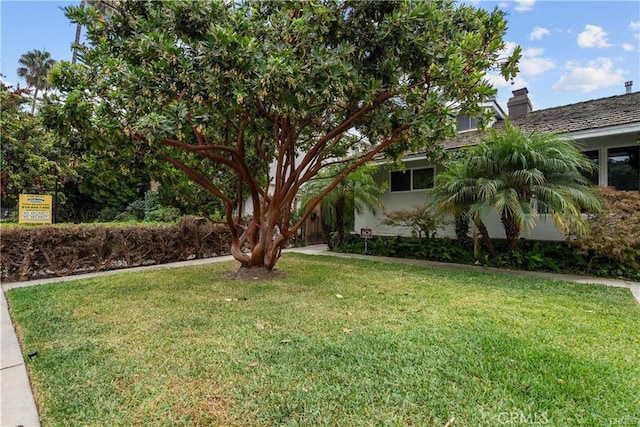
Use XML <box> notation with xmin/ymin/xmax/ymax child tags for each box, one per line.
<box><xmin>529</xmin><ymin>26</ymin><xmax>550</xmax><ymax>40</ymax></box>
<box><xmin>514</xmin><ymin>0</ymin><xmax>536</xmax><ymax>12</ymax></box>
<box><xmin>622</xmin><ymin>43</ymin><xmax>636</xmax><ymax>52</ymax></box>
<box><xmin>577</xmin><ymin>25</ymin><xmax>611</xmax><ymax>48</ymax></box>
<box><xmin>496</xmin><ymin>41</ymin><xmax>518</xmax><ymax>61</ymax></box>
<box><xmin>552</xmin><ymin>57</ymin><xmax>625</xmax><ymax>93</ymax></box>
<box><xmin>519</xmin><ymin>48</ymin><xmax>555</xmax><ymax>76</ymax></box>
<box><xmin>630</xmin><ymin>21</ymin><xmax>640</xmax><ymax>43</ymax></box>
<box><xmin>523</xmin><ymin>47</ymin><xmax>544</xmax><ymax>57</ymax></box>
<box><xmin>485</xmin><ymin>71</ymin><xmax>528</xmax><ymax>91</ymax></box>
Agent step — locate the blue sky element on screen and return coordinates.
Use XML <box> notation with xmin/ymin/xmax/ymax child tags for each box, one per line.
<box><xmin>1</xmin><ymin>0</ymin><xmax>639</xmax><ymax>112</ymax></box>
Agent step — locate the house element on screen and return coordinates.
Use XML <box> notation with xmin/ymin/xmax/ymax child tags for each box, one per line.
<box><xmin>354</xmin><ymin>83</ymin><xmax>640</xmax><ymax>240</ymax></box>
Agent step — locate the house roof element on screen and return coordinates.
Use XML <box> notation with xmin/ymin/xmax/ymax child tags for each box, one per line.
<box><xmin>443</xmin><ymin>90</ymin><xmax>640</xmax><ymax>150</ymax></box>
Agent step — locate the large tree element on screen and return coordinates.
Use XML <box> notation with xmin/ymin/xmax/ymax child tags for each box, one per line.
<box><xmin>430</xmin><ymin>122</ymin><xmax>603</xmax><ymax>250</ymax></box>
<box><xmin>17</xmin><ymin>49</ymin><xmax>57</xmax><ymax>114</ymax></box>
<box><xmin>50</xmin><ymin>0</ymin><xmax>520</xmax><ymax>272</ymax></box>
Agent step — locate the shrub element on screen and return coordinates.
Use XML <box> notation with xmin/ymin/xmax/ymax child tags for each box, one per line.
<box><xmin>0</xmin><ymin>217</ymin><xmax>232</xmax><ymax>282</ymax></box>
<box><xmin>96</xmin><ymin>207</ymin><xmax>119</xmax><ymax>222</ymax></box>
<box><xmin>336</xmin><ymin>234</ymin><xmax>639</xmax><ymax>281</ymax></box>
<box><xmin>126</xmin><ymin>198</ymin><xmax>146</xmax><ymax>221</ymax></box>
<box><xmin>145</xmin><ymin>206</ymin><xmax>181</xmax><ymax>223</ymax></box>
<box><xmin>575</xmin><ymin>187</ymin><xmax>640</xmax><ymax>269</ymax></box>
<box><xmin>382</xmin><ymin>205</ymin><xmax>443</xmax><ymax>240</ymax></box>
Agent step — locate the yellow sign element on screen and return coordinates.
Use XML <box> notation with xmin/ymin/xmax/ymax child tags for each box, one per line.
<box><xmin>18</xmin><ymin>194</ymin><xmax>53</xmax><ymax>224</ymax></box>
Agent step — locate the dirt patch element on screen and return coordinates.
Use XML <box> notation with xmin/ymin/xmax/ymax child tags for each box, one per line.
<box><xmin>221</xmin><ymin>266</ymin><xmax>287</xmax><ymax>282</ymax></box>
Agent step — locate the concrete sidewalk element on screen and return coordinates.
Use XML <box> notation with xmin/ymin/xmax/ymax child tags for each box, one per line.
<box><xmin>2</xmin><ymin>244</ymin><xmax>638</xmax><ymax>426</ymax></box>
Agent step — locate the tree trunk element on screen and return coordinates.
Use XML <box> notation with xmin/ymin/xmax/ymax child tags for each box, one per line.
<box><xmin>30</xmin><ymin>87</ymin><xmax>39</xmax><ymax>115</ymax></box>
<box><xmin>501</xmin><ymin>211</ymin><xmax>520</xmax><ymax>250</ymax></box>
<box><xmin>229</xmin><ymin>202</ymin><xmax>289</xmax><ymax>272</ymax></box>
<box><xmin>474</xmin><ymin>218</ymin><xmax>495</xmax><ymax>256</ymax></box>
<box><xmin>71</xmin><ymin>0</ymin><xmax>86</xmax><ymax>65</ymax></box>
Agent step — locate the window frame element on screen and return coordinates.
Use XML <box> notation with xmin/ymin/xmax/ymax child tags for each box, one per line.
<box><xmin>456</xmin><ymin>115</ymin><xmax>479</xmax><ymax>133</ymax></box>
<box><xmin>606</xmin><ymin>144</ymin><xmax>640</xmax><ymax>191</ymax></box>
<box><xmin>389</xmin><ymin>167</ymin><xmax>435</xmax><ymax>192</ymax></box>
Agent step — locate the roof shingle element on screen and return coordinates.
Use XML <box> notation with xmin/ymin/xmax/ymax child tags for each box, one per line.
<box><xmin>443</xmin><ymin>91</ymin><xmax>640</xmax><ymax>150</ymax></box>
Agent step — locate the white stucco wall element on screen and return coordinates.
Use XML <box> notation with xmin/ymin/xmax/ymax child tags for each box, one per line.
<box><xmin>354</xmin><ymin>130</ymin><xmax>639</xmax><ymax>242</ymax></box>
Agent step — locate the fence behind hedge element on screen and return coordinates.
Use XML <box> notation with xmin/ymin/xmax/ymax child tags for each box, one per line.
<box><xmin>1</xmin><ymin>217</ymin><xmax>232</xmax><ymax>283</ymax></box>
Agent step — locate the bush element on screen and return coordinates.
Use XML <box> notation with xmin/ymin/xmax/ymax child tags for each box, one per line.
<box><xmin>0</xmin><ymin>217</ymin><xmax>232</xmax><ymax>282</ymax></box>
<box><xmin>382</xmin><ymin>205</ymin><xmax>444</xmax><ymax>240</ymax></box>
<box><xmin>126</xmin><ymin>198</ymin><xmax>146</xmax><ymax>221</ymax></box>
<box><xmin>120</xmin><ymin>190</ymin><xmax>182</xmax><ymax>223</ymax></box>
<box><xmin>336</xmin><ymin>234</ymin><xmax>639</xmax><ymax>281</ymax></box>
<box><xmin>575</xmin><ymin>187</ymin><xmax>640</xmax><ymax>269</ymax></box>
<box><xmin>96</xmin><ymin>207</ymin><xmax>119</xmax><ymax>222</ymax></box>
<box><xmin>144</xmin><ymin>206</ymin><xmax>181</xmax><ymax>223</ymax></box>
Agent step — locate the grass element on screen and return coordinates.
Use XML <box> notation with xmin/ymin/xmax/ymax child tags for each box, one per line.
<box><xmin>6</xmin><ymin>253</ymin><xmax>640</xmax><ymax>426</ymax></box>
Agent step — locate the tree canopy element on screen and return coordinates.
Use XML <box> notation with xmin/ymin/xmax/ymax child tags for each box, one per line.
<box><xmin>48</xmin><ymin>0</ymin><xmax>520</xmax><ymax>271</ymax></box>
<box><xmin>0</xmin><ymin>84</ymin><xmax>73</xmax><ymax>209</ymax></box>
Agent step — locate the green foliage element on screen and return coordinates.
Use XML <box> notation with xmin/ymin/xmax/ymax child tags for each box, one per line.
<box><xmin>430</xmin><ymin>121</ymin><xmax>604</xmax><ymax>249</ymax></box>
<box><xmin>0</xmin><ymin>84</ymin><xmax>74</xmax><ymax>213</ymax></box>
<box><xmin>47</xmin><ymin>0</ymin><xmax>520</xmax><ymax>269</ymax></box>
<box><xmin>382</xmin><ymin>204</ymin><xmax>443</xmax><ymax>240</ymax></box>
<box><xmin>338</xmin><ymin>235</ymin><xmax>639</xmax><ymax>281</ymax></box>
<box><xmin>575</xmin><ymin>187</ymin><xmax>640</xmax><ymax>269</ymax></box>
<box><xmin>125</xmin><ymin>198</ymin><xmax>146</xmax><ymax>221</ymax></box>
<box><xmin>116</xmin><ymin>190</ymin><xmax>182</xmax><ymax>223</ymax></box>
<box><xmin>96</xmin><ymin>206</ymin><xmax>120</xmax><ymax>222</ymax></box>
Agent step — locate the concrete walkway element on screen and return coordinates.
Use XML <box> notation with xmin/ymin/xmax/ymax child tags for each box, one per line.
<box><xmin>2</xmin><ymin>244</ymin><xmax>639</xmax><ymax>426</ymax></box>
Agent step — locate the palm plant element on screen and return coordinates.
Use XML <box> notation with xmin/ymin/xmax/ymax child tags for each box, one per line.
<box><xmin>301</xmin><ymin>164</ymin><xmax>385</xmax><ymax>247</ymax></box>
<box><xmin>17</xmin><ymin>49</ymin><xmax>57</xmax><ymax>114</ymax></box>
<box><xmin>429</xmin><ymin>162</ymin><xmax>495</xmax><ymax>254</ymax></box>
<box><xmin>430</xmin><ymin>121</ymin><xmax>603</xmax><ymax>250</ymax></box>
<box><xmin>71</xmin><ymin>0</ymin><xmax>113</xmax><ymax>65</ymax></box>
<box><xmin>71</xmin><ymin>0</ymin><xmax>86</xmax><ymax>65</ymax></box>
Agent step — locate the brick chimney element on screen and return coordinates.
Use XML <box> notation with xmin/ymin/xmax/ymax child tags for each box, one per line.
<box><xmin>507</xmin><ymin>87</ymin><xmax>532</xmax><ymax>118</ymax></box>
<box><xmin>625</xmin><ymin>81</ymin><xmax>633</xmax><ymax>94</ymax></box>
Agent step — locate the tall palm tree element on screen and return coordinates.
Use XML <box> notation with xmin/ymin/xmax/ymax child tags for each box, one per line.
<box><xmin>71</xmin><ymin>0</ymin><xmax>86</xmax><ymax>65</ymax></box>
<box><xmin>301</xmin><ymin>164</ymin><xmax>385</xmax><ymax>247</ymax></box>
<box><xmin>71</xmin><ymin>0</ymin><xmax>114</xmax><ymax>65</ymax></box>
<box><xmin>16</xmin><ymin>49</ymin><xmax>57</xmax><ymax>114</ymax></box>
<box><xmin>430</xmin><ymin>121</ymin><xmax>603</xmax><ymax>250</ymax></box>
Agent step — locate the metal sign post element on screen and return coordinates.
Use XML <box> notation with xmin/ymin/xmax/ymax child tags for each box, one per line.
<box><xmin>360</xmin><ymin>227</ymin><xmax>372</xmax><ymax>254</ymax></box>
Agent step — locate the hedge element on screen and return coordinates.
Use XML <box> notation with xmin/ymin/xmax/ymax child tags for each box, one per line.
<box><xmin>1</xmin><ymin>217</ymin><xmax>232</xmax><ymax>282</ymax></box>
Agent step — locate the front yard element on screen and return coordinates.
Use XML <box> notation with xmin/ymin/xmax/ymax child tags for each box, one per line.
<box><xmin>6</xmin><ymin>253</ymin><xmax>639</xmax><ymax>426</ymax></box>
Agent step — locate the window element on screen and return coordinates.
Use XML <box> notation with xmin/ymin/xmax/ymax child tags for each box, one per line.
<box><xmin>456</xmin><ymin>115</ymin><xmax>479</xmax><ymax>132</ymax></box>
<box><xmin>413</xmin><ymin>168</ymin><xmax>435</xmax><ymax>189</ymax></box>
<box><xmin>607</xmin><ymin>146</ymin><xmax>639</xmax><ymax>191</ymax></box>
<box><xmin>390</xmin><ymin>168</ymin><xmax>434</xmax><ymax>192</ymax></box>
<box><xmin>390</xmin><ymin>170</ymin><xmax>411</xmax><ymax>192</ymax></box>
<box><xmin>583</xmin><ymin>150</ymin><xmax>599</xmax><ymax>185</ymax></box>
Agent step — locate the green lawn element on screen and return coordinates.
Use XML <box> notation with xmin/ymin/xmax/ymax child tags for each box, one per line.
<box><xmin>6</xmin><ymin>254</ymin><xmax>640</xmax><ymax>426</ymax></box>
